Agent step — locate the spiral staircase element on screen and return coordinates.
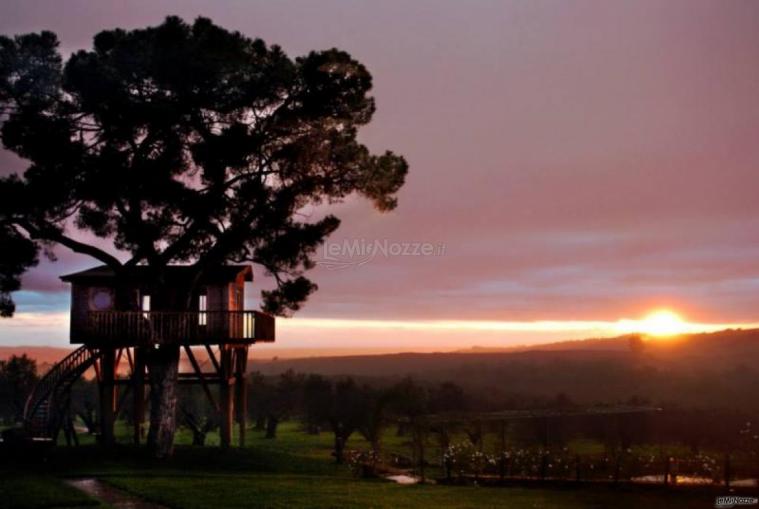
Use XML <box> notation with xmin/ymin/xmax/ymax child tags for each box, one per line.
<box><xmin>22</xmin><ymin>346</ymin><xmax>101</xmax><ymax>440</ymax></box>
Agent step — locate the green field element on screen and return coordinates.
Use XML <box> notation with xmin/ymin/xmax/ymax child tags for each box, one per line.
<box><xmin>0</xmin><ymin>422</ymin><xmax>727</xmax><ymax>509</ymax></box>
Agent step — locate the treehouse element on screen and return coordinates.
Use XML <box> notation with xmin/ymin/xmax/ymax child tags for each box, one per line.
<box><xmin>22</xmin><ymin>265</ymin><xmax>275</xmax><ymax>449</ymax></box>
<box><xmin>61</xmin><ymin>265</ymin><xmax>275</xmax><ymax>346</ymax></box>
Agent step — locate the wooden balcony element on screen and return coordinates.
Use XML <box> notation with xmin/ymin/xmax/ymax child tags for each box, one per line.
<box><xmin>74</xmin><ymin>310</ymin><xmax>275</xmax><ymax>346</ymax></box>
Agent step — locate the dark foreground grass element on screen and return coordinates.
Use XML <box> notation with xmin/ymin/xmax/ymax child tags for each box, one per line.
<box><xmin>0</xmin><ymin>422</ymin><xmax>742</xmax><ymax>508</ymax></box>
<box><xmin>106</xmin><ymin>473</ymin><xmax>716</xmax><ymax>509</ymax></box>
<box><xmin>0</xmin><ymin>476</ymin><xmax>100</xmax><ymax>509</ymax></box>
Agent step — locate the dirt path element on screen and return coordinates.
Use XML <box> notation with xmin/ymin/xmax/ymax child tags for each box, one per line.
<box><xmin>65</xmin><ymin>478</ymin><xmax>169</xmax><ymax>509</ymax></box>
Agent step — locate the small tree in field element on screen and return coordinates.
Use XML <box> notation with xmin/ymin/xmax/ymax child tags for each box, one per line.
<box><xmin>357</xmin><ymin>385</ymin><xmax>393</xmax><ymax>471</ymax></box>
<box><xmin>388</xmin><ymin>376</ymin><xmax>428</xmax><ymax>436</ymax></box>
<box><xmin>263</xmin><ymin>370</ymin><xmax>303</xmax><ymax>439</ymax></box>
<box><xmin>0</xmin><ymin>17</ymin><xmax>407</xmax><ymax>457</ymax></box>
<box><xmin>0</xmin><ymin>354</ymin><xmax>38</xmax><ymax>423</ymax></box>
<box><xmin>302</xmin><ymin>374</ymin><xmax>332</xmax><ymax>434</ymax></box>
<box><xmin>247</xmin><ymin>371</ymin><xmax>268</xmax><ymax>430</ymax></box>
<box><xmin>328</xmin><ymin>378</ymin><xmax>367</xmax><ymax>464</ymax></box>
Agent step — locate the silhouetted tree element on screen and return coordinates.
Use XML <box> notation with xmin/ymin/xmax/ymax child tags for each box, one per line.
<box><xmin>77</xmin><ymin>402</ymin><xmax>98</xmax><ymax>436</ymax></box>
<box><xmin>0</xmin><ymin>17</ymin><xmax>406</xmax><ymax>457</ymax></box>
<box><xmin>328</xmin><ymin>378</ymin><xmax>366</xmax><ymax>464</ymax></box>
<box><xmin>388</xmin><ymin>376</ymin><xmax>428</xmax><ymax>436</ymax></box>
<box><xmin>552</xmin><ymin>392</ymin><xmax>574</xmax><ymax>410</ymax></box>
<box><xmin>180</xmin><ymin>407</ymin><xmax>218</xmax><ymax>446</ymax></box>
<box><xmin>69</xmin><ymin>378</ymin><xmax>99</xmax><ymax>434</ymax></box>
<box><xmin>0</xmin><ymin>354</ymin><xmax>38</xmax><ymax>423</ymax></box>
<box><xmin>357</xmin><ymin>385</ymin><xmax>392</xmax><ymax>470</ymax></box>
<box><xmin>247</xmin><ymin>371</ymin><xmax>268</xmax><ymax>430</ymax></box>
<box><xmin>428</xmin><ymin>381</ymin><xmax>467</xmax><ymax>414</ymax></box>
<box><xmin>302</xmin><ymin>374</ymin><xmax>332</xmax><ymax>434</ymax></box>
<box><xmin>264</xmin><ymin>370</ymin><xmax>303</xmax><ymax>439</ymax></box>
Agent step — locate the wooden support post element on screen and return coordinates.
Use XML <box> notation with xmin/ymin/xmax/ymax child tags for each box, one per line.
<box><xmin>184</xmin><ymin>346</ymin><xmax>219</xmax><ymax>411</ymax></box>
<box><xmin>133</xmin><ymin>347</ymin><xmax>146</xmax><ymax>444</ymax></box>
<box><xmin>114</xmin><ymin>384</ymin><xmax>132</xmax><ymax>419</ymax></box>
<box><xmin>205</xmin><ymin>345</ymin><xmax>221</xmax><ymax>373</ymax></box>
<box><xmin>99</xmin><ymin>348</ymin><xmax>116</xmax><ymax>446</ymax></box>
<box><xmin>219</xmin><ymin>346</ymin><xmax>234</xmax><ymax>448</ymax></box>
<box><xmin>235</xmin><ymin>347</ymin><xmax>249</xmax><ymax>448</ymax></box>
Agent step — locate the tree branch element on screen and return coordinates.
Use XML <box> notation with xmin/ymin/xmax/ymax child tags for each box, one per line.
<box><xmin>15</xmin><ymin>220</ymin><xmax>123</xmax><ymax>271</ymax></box>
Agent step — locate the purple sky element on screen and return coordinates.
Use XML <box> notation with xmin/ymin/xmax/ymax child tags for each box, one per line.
<box><xmin>2</xmin><ymin>1</ymin><xmax>759</xmax><ymax>349</ymax></box>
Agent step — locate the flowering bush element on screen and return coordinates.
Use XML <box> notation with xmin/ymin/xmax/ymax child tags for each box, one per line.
<box><xmin>346</xmin><ymin>449</ymin><xmax>382</xmax><ymax>478</ymax></box>
<box><xmin>430</xmin><ymin>422</ymin><xmax>757</xmax><ymax>485</ymax></box>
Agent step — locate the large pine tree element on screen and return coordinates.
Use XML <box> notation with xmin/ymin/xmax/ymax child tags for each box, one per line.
<box><xmin>0</xmin><ymin>16</ymin><xmax>407</xmax><ymax>457</ymax></box>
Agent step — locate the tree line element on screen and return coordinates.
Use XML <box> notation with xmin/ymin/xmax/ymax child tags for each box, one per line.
<box><xmin>241</xmin><ymin>372</ymin><xmax>468</xmax><ymax>463</ymax></box>
<box><xmin>2</xmin><ymin>354</ymin><xmax>756</xmax><ymax>468</ymax></box>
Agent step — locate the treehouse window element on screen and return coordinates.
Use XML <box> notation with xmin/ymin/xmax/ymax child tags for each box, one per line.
<box><xmin>141</xmin><ymin>294</ymin><xmax>151</xmax><ymax>319</ymax></box>
<box><xmin>90</xmin><ymin>289</ymin><xmax>113</xmax><ymax>311</ymax></box>
<box><xmin>199</xmin><ymin>294</ymin><xmax>207</xmax><ymax>326</ymax></box>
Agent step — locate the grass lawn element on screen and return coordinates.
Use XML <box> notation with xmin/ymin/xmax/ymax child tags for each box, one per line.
<box><xmin>106</xmin><ymin>474</ymin><xmax>715</xmax><ymax>509</ymax></box>
<box><xmin>0</xmin><ymin>421</ymin><xmax>738</xmax><ymax>508</ymax></box>
<box><xmin>0</xmin><ymin>476</ymin><xmax>100</xmax><ymax>509</ymax></box>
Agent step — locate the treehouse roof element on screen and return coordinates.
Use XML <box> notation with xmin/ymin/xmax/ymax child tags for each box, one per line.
<box><xmin>60</xmin><ymin>264</ymin><xmax>253</xmax><ymax>284</ymax></box>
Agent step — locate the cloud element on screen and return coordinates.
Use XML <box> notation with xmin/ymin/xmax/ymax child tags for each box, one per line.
<box><xmin>1</xmin><ymin>1</ymin><xmax>759</xmax><ymax>348</ymax></box>
<box><xmin>0</xmin><ymin>311</ymin><xmax>69</xmax><ymax>346</ymax></box>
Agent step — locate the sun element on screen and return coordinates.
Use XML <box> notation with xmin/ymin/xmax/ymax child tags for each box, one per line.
<box><xmin>638</xmin><ymin>310</ymin><xmax>689</xmax><ymax>336</ymax></box>
<box><xmin>615</xmin><ymin>309</ymin><xmax>691</xmax><ymax>337</ymax></box>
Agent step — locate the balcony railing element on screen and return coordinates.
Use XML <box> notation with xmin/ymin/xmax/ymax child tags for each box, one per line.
<box><xmin>77</xmin><ymin>310</ymin><xmax>275</xmax><ymax>346</ymax></box>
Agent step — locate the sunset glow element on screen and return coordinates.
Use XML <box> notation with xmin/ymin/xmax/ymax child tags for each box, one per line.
<box><xmin>3</xmin><ymin>310</ymin><xmax>758</xmax><ymax>351</ymax></box>
<box><xmin>615</xmin><ymin>310</ymin><xmax>695</xmax><ymax>337</ymax></box>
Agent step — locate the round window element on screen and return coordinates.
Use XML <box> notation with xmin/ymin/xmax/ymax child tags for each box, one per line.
<box><xmin>91</xmin><ymin>290</ymin><xmax>113</xmax><ymax>311</ymax></box>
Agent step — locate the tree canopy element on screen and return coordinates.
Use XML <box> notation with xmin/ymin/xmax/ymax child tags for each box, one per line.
<box><xmin>0</xmin><ymin>16</ymin><xmax>407</xmax><ymax>316</ymax></box>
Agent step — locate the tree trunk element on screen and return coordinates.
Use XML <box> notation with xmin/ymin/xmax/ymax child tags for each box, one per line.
<box><xmin>192</xmin><ymin>430</ymin><xmax>206</xmax><ymax>446</ymax></box>
<box><xmin>334</xmin><ymin>433</ymin><xmax>346</xmax><ymax>464</ymax></box>
<box><xmin>146</xmin><ymin>344</ymin><xmax>180</xmax><ymax>458</ymax></box>
<box><xmin>265</xmin><ymin>415</ymin><xmax>279</xmax><ymax>439</ymax></box>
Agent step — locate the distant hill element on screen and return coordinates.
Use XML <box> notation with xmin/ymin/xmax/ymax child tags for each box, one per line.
<box><xmin>4</xmin><ymin>328</ymin><xmax>758</xmax><ymax>411</ymax></box>
<box><xmin>251</xmin><ymin>328</ymin><xmax>759</xmax><ymax>375</ymax></box>
<box><xmin>455</xmin><ymin>335</ymin><xmax>635</xmax><ymax>354</ymax></box>
<box><xmin>248</xmin><ymin>328</ymin><xmax>759</xmax><ymax>412</ymax></box>
<box><xmin>5</xmin><ymin>328</ymin><xmax>758</xmax><ymax>372</ymax></box>
<box><xmin>250</xmin><ymin>348</ymin><xmax>629</xmax><ymax>377</ymax></box>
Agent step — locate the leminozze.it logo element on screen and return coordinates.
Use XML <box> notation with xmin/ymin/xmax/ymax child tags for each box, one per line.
<box><xmin>715</xmin><ymin>496</ymin><xmax>758</xmax><ymax>509</ymax></box>
<box><xmin>318</xmin><ymin>239</ymin><xmax>445</xmax><ymax>270</ymax></box>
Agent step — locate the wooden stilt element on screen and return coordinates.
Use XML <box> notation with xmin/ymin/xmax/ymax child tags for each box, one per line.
<box><xmin>185</xmin><ymin>346</ymin><xmax>219</xmax><ymax>411</ymax></box>
<box><xmin>133</xmin><ymin>347</ymin><xmax>146</xmax><ymax>444</ymax></box>
<box><xmin>235</xmin><ymin>347</ymin><xmax>249</xmax><ymax>448</ymax></box>
<box><xmin>99</xmin><ymin>348</ymin><xmax>116</xmax><ymax>445</ymax></box>
<box><xmin>219</xmin><ymin>346</ymin><xmax>234</xmax><ymax>448</ymax></box>
<box><xmin>115</xmin><ymin>384</ymin><xmax>132</xmax><ymax>418</ymax></box>
<box><xmin>205</xmin><ymin>345</ymin><xmax>221</xmax><ymax>373</ymax></box>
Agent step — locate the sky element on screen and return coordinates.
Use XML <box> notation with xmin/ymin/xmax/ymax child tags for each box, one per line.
<box><xmin>1</xmin><ymin>0</ymin><xmax>759</xmax><ymax>351</ymax></box>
